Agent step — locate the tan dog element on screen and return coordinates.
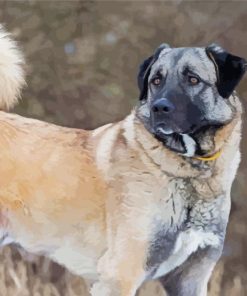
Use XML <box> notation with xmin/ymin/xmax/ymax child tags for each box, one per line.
<box><xmin>0</xmin><ymin>27</ymin><xmax>245</xmax><ymax>296</ymax></box>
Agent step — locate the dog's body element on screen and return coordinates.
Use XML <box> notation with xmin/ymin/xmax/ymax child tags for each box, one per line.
<box><xmin>0</xmin><ymin>108</ymin><xmax>241</xmax><ymax>295</ymax></box>
<box><xmin>0</xmin><ymin>28</ymin><xmax>245</xmax><ymax>296</ymax></box>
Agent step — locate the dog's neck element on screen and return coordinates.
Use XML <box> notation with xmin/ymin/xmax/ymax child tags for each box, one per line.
<box><xmin>123</xmin><ymin>109</ymin><xmax>242</xmax><ymax>180</ymax></box>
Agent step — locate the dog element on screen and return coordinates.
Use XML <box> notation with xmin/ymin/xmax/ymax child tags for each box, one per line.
<box><xmin>0</xmin><ymin>26</ymin><xmax>245</xmax><ymax>296</ymax></box>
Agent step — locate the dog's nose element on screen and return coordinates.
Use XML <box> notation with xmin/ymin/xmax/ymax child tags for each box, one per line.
<box><xmin>151</xmin><ymin>98</ymin><xmax>175</xmax><ymax>114</ymax></box>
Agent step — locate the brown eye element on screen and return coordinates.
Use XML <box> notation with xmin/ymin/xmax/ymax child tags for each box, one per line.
<box><xmin>152</xmin><ymin>78</ymin><xmax>161</xmax><ymax>86</ymax></box>
<box><xmin>189</xmin><ymin>76</ymin><xmax>200</xmax><ymax>85</ymax></box>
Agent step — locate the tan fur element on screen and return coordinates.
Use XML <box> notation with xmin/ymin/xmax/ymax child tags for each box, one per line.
<box><xmin>0</xmin><ymin>26</ymin><xmax>242</xmax><ymax>296</ymax></box>
<box><xmin>0</xmin><ymin>108</ymin><xmax>241</xmax><ymax>294</ymax></box>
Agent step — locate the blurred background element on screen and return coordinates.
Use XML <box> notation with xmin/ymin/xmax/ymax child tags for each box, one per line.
<box><xmin>0</xmin><ymin>0</ymin><xmax>246</xmax><ymax>295</ymax></box>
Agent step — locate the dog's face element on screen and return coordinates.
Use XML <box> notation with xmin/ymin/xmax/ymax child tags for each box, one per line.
<box><xmin>136</xmin><ymin>44</ymin><xmax>246</xmax><ymax>156</ymax></box>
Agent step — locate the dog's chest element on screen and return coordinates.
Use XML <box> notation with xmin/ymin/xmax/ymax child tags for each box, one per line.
<box><xmin>146</xmin><ymin>178</ymin><xmax>226</xmax><ymax>279</ymax></box>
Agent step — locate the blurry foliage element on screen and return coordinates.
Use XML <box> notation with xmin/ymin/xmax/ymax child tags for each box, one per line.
<box><xmin>0</xmin><ymin>0</ymin><xmax>246</xmax><ymax>295</ymax></box>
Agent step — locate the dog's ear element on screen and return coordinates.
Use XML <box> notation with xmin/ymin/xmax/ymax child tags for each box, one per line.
<box><xmin>206</xmin><ymin>44</ymin><xmax>246</xmax><ymax>98</ymax></box>
<box><xmin>138</xmin><ymin>43</ymin><xmax>170</xmax><ymax>100</ymax></box>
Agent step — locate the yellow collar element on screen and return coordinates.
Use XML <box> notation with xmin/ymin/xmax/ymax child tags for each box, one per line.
<box><xmin>194</xmin><ymin>150</ymin><xmax>222</xmax><ymax>161</ymax></box>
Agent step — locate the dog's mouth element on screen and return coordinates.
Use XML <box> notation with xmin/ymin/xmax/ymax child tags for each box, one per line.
<box><xmin>155</xmin><ymin>130</ymin><xmax>186</xmax><ymax>154</ymax></box>
<box><xmin>154</xmin><ymin>123</ymin><xmax>224</xmax><ymax>157</ymax></box>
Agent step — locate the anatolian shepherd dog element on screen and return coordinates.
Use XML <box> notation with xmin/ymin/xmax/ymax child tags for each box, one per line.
<box><xmin>0</xmin><ymin>26</ymin><xmax>245</xmax><ymax>296</ymax></box>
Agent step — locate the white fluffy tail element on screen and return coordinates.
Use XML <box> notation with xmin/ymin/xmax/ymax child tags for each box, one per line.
<box><xmin>0</xmin><ymin>26</ymin><xmax>25</xmax><ymax>110</ymax></box>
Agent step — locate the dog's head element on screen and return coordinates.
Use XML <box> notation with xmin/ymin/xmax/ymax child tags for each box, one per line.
<box><xmin>136</xmin><ymin>43</ymin><xmax>246</xmax><ymax>157</ymax></box>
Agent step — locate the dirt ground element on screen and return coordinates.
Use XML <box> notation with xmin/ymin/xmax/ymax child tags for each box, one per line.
<box><xmin>0</xmin><ymin>1</ymin><xmax>247</xmax><ymax>295</ymax></box>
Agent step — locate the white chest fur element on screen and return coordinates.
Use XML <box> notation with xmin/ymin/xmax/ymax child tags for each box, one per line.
<box><xmin>152</xmin><ymin>229</ymin><xmax>220</xmax><ymax>279</ymax></box>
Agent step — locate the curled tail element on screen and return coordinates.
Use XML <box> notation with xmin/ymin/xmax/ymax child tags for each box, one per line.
<box><xmin>0</xmin><ymin>26</ymin><xmax>25</xmax><ymax>110</ymax></box>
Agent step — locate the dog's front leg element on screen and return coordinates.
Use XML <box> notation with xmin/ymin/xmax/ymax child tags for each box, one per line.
<box><xmin>159</xmin><ymin>247</ymin><xmax>222</xmax><ymax>296</ymax></box>
<box><xmin>91</xmin><ymin>224</ymin><xmax>149</xmax><ymax>296</ymax></box>
<box><xmin>91</xmin><ymin>278</ymin><xmax>137</xmax><ymax>296</ymax></box>
<box><xmin>91</xmin><ymin>245</ymin><xmax>147</xmax><ymax>296</ymax></box>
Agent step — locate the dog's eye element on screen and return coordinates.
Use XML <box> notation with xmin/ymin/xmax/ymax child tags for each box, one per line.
<box><xmin>188</xmin><ymin>75</ymin><xmax>200</xmax><ymax>85</ymax></box>
<box><xmin>151</xmin><ymin>77</ymin><xmax>161</xmax><ymax>86</ymax></box>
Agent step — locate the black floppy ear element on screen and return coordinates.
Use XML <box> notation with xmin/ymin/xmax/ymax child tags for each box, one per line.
<box><xmin>206</xmin><ymin>44</ymin><xmax>246</xmax><ymax>98</ymax></box>
<box><xmin>138</xmin><ymin>43</ymin><xmax>170</xmax><ymax>100</ymax></box>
